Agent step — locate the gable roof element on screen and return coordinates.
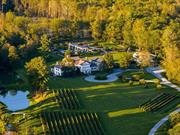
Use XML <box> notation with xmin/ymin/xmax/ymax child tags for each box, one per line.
<box><xmin>54</xmin><ymin>65</ymin><xmax>62</xmax><ymax>69</ymax></box>
<box><xmin>91</xmin><ymin>57</ymin><xmax>103</xmax><ymax>63</ymax></box>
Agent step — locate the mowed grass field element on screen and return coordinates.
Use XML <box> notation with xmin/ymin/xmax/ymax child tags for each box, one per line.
<box><xmin>48</xmin><ymin>75</ymin><xmax>180</xmax><ymax>135</ymax></box>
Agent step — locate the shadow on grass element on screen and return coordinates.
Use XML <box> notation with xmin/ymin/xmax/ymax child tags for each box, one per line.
<box><xmin>23</xmin><ymin>96</ymin><xmax>59</xmax><ymax>112</ymax></box>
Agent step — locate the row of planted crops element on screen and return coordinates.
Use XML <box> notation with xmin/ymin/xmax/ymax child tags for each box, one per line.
<box><xmin>140</xmin><ymin>93</ymin><xmax>179</xmax><ymax>112</ymax></box>
<box><xmin>18</xmin><ymin>89</ymin><xmax>104</xmax><ymax>135</ymax></box>
<box><xmin>41</xmin><ymin>111</ymin><xmax>105</xmax><ymax>135</ymax></box>
<box><xmin>53</xmin><ymin>89</ymin><xmax>80</xmax><ymax>110</ymax></box>
<box><xmin>36</xmin><ymin>89</ymin><xmax>105</xmax><ymax>135</ymax></box>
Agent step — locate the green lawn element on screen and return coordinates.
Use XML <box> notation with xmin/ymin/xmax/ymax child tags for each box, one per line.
<box><xmin>122</xmin><ymin>70</ymin><xmax>156</xmax><ymax>80</ymax></box>
<box><xmin>2</xmin><ymin>64</ymin><xmax>179</xmax><ymax>135</ymax></box>
<box><xmin>48</xmin><ymin>75</ymin><xmax>180</xmax><ymax>135</ymax></box>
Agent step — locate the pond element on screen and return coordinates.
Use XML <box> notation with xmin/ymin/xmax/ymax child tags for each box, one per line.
<box><xmin>0</xmin><ymin>90</ymin><xmax>30</xmax><ymax>111</ymax></box>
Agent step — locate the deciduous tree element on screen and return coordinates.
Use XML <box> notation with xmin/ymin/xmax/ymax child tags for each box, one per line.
<box><xmin>25</xmin><ymin>56</ymin><xmax>49</xmax><ymax>91</ymax></box>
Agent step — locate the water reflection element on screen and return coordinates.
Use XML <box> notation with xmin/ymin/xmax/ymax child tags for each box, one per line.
<box><xmin>0</xmin><ymin>90</ymin><xmax>29</xmax><ymax>111</ymax></box>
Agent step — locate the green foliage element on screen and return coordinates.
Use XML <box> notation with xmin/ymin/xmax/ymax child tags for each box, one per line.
<box><xmin>103</xmin><ymin>53</ymin><xmax>114</xmax><ymax>70</ymax></box>
<box><xmin>169</xmin><ymin>123</ymin><xmax>180</xmax><ymax>135</ymax></box>
<box><xmin>139</xmin><ymin>79</ymin><xmax>146</xmax><ymax>85</ymax></box>
<box><xmin>161</xmin><ymin>22</ymin><xmax>180</xmax><ymax>84</ymax></box>
<box><xmin>105</xmin><ymin>16</ymin><xmax>125</xmax><ymax>43</ymax></box>
<box><xmin>121</xmin><ymin>75</ymin><xmax>128</xmax><ymax>83</ymax></box>
<box><xmin>91</xmin><ymin>19</ymin><xmax>106</xmax><ymax>40</ymax></box>
<box><xmin>157</xmin><ymin>112</ymin><xmax>180</xmax><ymax>135</ymax></box>
<box><xmin>61</xmin><ymin>57</ymin><xmax>75</xmax><ymax>67</ymax></box>
<box><xmin>0</xmin><ymin>102</ymin><xmax>8</xmax><ymax>134</ymax></box>
<box><xmin>128</xmin><ymin>80</ymin><xmax>133</xmax><ymax>86</ymax></box>
<box><xmin>0</xmin><ymin>0</ymin><xmax>179</xmax><ymax>84</ymax></box>
<box><xmin>0</xmin><ymin>102</ymin><xmax>7</xmax><ymax>115</ymax></box>
<box><xmin>132</xmin><ymin>74</ymin><xmax>141</xmax><ymax>81</ymax></box>
<box><xmin>156</xmin><ymin>84</ymin><xmax>162</xmax><ymax>90</ymax></box>
<box><xmin>95</xmin><ymin>73</ymin><xmax>107</xmax><ymax>80</ymax></box>
<box><xmin>154</xmin><ymin>79</ymin><xmax>161</xmax><ymax>85</ymax></box>
<box><xmin>39</xmin><ymin>34</ymin><xmax>51</xmax><ymax>58</ymax></box>
<box><xmin>25</xmin><ymin>57</ymin><xmax>49</xmax><ymax>91</ymax></box>
<box><xmin>169</xmin><ymin>112</ymin><xmax>180</xmax><ymax>126</ymax></box>
<box><xmin>116</xmin><ymin>52</ymin><xmax>132</xmax><ymax>68</ymax></box>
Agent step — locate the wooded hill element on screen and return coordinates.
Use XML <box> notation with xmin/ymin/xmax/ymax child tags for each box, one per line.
<box><xmin>0</xmin><ymin>0</ymin><xmax>179</xmax><ymax>83</ymax></box>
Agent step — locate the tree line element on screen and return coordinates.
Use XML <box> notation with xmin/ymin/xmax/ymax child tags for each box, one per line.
<box><xmin>0</xmin><ymin>0</ymin><xmax>179</xmax><ymax>83</ymax></box>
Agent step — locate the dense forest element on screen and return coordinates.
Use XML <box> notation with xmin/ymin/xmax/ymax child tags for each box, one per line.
<box><xmin>0</xmin><ymin>0</ymin><xmax>179</xmax><ymax>83</ymax></box>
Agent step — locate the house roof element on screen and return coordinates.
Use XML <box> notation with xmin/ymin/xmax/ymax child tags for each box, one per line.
<box><xmin>91</xmin><ymin>57</ymin><xmax>103</xmax><ymax>63</ymax></box>
<box><xmin>54</xmin><ymin>65</ymin><xmax>62</xmax><ymax>69</ymax></box>
<box><xmin>5</xmin><ymin>131</ymin><xmax>18</xmax><ymax>135</ymax></box>
<box><xmin>71</xmin><ymin>56</ymin><xmax>81</xmax><ymax>61</ymax></box>
<box><xmin>69</xmin><ymin>43</ymin><xmax>89</xmax><ymax>49</ymax></box>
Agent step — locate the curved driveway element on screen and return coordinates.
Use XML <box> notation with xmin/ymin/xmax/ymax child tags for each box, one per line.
<box><xmin>146</xmin><ymin>66</ymin><xmax>180</xmax><ymax>135</ymax></box>
<box><xmin>84</xmin><ymin>69</ymin><xmax>137</xmax><ymax>83</ymax></box>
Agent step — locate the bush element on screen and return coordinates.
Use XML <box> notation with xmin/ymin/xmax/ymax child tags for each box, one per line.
<box><xmin>118</xmin><ymin>74</ymin><xmax>123</xmax><ymax>79</ymax></box>
<box><xmin>139</xmin><ymin>79</ymin><xmax>146</xmax><ymax>85</ymax></box>
<box><xmin>144</xmin><ymin>84</ymin><xmax>149</xmax><ymax>88</ymax></box>
<box><xmin>121</xmin><ymin>75</ymin><xmax>128</xmax><ymax>82</ymax></box>
<box><xmin>169</xmin><ymin>123</ymin><xmax>180</xmax><ymax>135</ymax></box>
<box><xmin>95</xmin><ymin>74</ymin><xmax>107</xmax><ymax>80</ymax></box>
<box><xmin>129</xmin><ymin>80</ymin><xmax>133</xmax><ymax>86</ymax></box>
<box><xmin>132</xmin><ymin>74</ymin><xmax>141</xmax><ymax>81</ymax></box>
<box><xmin>169</xmin><ymin>112</ymin><xmax>180</xmax><ymax>126</ymax></box>
<box><xmin>154</xmin><ymin>79</ymin><xmax>161</xmax><ymax>85</ymax></box>
<box><xmin>156</xmin><ymin>84</ymin><xmax>162</xmax><ymax>89</ymax></box>
<box><xmin>168</xmin><ymin>113</ymin><xmax>180</xmax><ymax>135</ymax></box>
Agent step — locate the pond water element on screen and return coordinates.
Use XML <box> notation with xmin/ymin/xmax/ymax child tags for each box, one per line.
<box><xmin>0</xmin><ymin>90</ymin><xmax>30</xmax><ymax>111</ymax></box>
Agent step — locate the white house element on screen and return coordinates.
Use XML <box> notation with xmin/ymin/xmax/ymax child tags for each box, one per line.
<box><xmin>51</xmin><ymin>65</ymin><xmax>63</xmax><ymax>76</ymax></box>
<box><xmin>68</xmin><ymin>43</ymin><xmax>91</xmax><ymax>54</ymax></box>
<box><xmin>90</xmin><ymin>58</ymin><xmax>103</xmax><ymax>71</ymax></box>
<box><xmin>51</xmin><ymin>57</ymin><xmax>104</xmax><ymax>76</ymax></box>
<box><xmin>75</xmin><ymin>59</ymin><xmax>92</xmax><ymax>74</ymax></box>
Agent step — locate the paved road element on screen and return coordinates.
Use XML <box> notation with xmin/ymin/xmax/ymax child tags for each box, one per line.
<box><xmin>146</xmin><ymin>66</ymin><xmax>180</xmax><ymax>135</ymax></box>
<box><xmin>146</xmin><ymin>67</ymin><xmax>180</xmax><ymax>91</ymax></box>
<box><xmin>84</xmin><ymin>69</ymin><xmax>137</xmax><ymax>83</ymax></box>
<box><xmin>148</xmin><ymin>108</ymin><xmax>180</xmax><ymax>135</ymax></box>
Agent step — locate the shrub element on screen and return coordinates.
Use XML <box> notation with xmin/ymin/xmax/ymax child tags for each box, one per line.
<box><xmin>154</xmin><ymin>79</ymin><xmax>161</xmax><ymax>85</ymax></box>
<box><xmin>132</xmin><ymin>74</ymin><xmax>141</xmax><ymax>81</ymax></box>
<box><xmin>168</xmin><ymin>113</ymin><xmax>180</xmax><ymax>135</ymax></box>
<box><xmin>129</xmin><ymin>80</ymin><xmax>133</xmax><ymax>86</ymax></box>
<box><xmin>118</xmin><ymin>74</ymin><xmax>123</xmax><ymax>79</ymax></box>
<box><xmin>139</xmin><ymin>79</ymin><xmax>146</xmax><ymax>85</ymax></box>
<box><xmin>121</xmin><ymin>75</ymin><xmax>128</xmax><ymax>82</ymax></box>
<box><xmin>169</xmin><ymin>123</ymin><xmax>180</xmax><ymax>135</ymax></box>
<box><xmin>156</xmin><ymin>84</ymin><xmax>162</xmax><ymax>89</ymax></box>
<box><xmin>169</xmin><ymin>112</ymin><xmax>180</xmax><ymax>126</ymax></box>
<box><xmin>95</xmin><ymin>74</ymin><xmax>107</xmax><ymax>80</ymax></box>
<box><xmin>144</xmin><ymin>84</ymin><xmax>149</xmax><ymax>88</ymax></box>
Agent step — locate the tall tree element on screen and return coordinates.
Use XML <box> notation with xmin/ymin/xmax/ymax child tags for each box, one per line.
<box><xmin>161</xmin><ymin>22</ymin><xmax>180</xmax><ymax>83</ymax></box>
<box><xmin>91</xmin><ymin>19</ymin><xmax>106</xmax><ymax>40</ymax></box>
<box><xmin>25</xmin><ymin>56</ymin><xmax>49</xmax><ymax>91</ymax></box>
<box><xmin>103</xmin><ymin>53</ymin><xmax>114</xmax><ymax>70</ymax></box>
<box><xmin>105</xmin><ymin>16</ymin><xmax>125</xmax><ymax>43</ymax></box>
<box><xmin>39</xmin><ymin>34</ymin><xmax>51</xmax><ymax>58</ymax></box>
<box><xmin>8</xmin><ymin>45</ymin><xmax>19</xmax><ymax>68</ymax></box>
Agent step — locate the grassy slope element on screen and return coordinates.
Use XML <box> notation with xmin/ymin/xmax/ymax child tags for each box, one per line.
<box><xmin>2</xmin><ymin>52</ymin><xmax>179</xmax><ymax>135</ymax></box>
<box><xmin>48</xmin><ymin>76</ymin><xmax>180</xmax><ymax>135</ymax></box>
